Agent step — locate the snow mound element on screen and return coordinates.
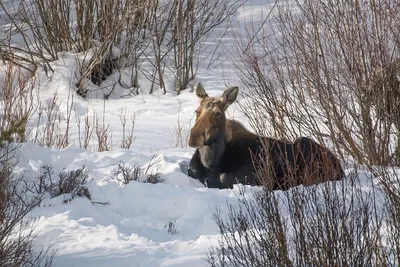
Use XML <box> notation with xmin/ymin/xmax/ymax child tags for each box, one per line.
<box><xmin>16</xmin><ymin>142</ymin><xmax>259</xmax><ymax>267</ymax></box>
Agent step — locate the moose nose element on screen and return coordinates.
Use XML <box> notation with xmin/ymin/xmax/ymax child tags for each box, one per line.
<box><xmin>188</xmin><ymin>127</ymin><xmax>203</xmax><ymax>148</ymax></box>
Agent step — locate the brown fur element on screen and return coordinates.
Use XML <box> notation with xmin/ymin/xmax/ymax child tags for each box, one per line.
<box><xmin>188</xmin><ymin>83</ymin><xmax>345</xmax><ymax>189</ymax></box>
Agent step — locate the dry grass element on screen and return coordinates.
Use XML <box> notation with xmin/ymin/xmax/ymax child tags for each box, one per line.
<box><xmin>118</xmin><ymin>107</ymin><xmax>136</xmax><ymax>149</ymax></box>
<box><xmin>0</xmin><ymin>60</ymin><xmax>35</xmax><ymax>145</ymax></box>
<box><xmin>171</xmin><ymin>99</ymin><xmax>193</xmax><ymax>149</ymax></box>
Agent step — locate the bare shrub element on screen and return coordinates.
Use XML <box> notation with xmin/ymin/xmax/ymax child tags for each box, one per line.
<box><xmin>94</xmin><ymin>105</ymin><xmax>113</xmax><ymax>152</ymax></box>
<box><xmin>369</xmin><ymin>59</ymin><xmax>400</xmax><ymax>165</ymax></box>
<box><xmin>69</xmin><ymin>0</ymin><xmax>150</xmax><ymax>96</ymax></box>
<box><xmin>211</xmin><ymin>1</ymin><xmax>400</xmax><ymax>263</ymax></box>
<box><xmin>206</xmin><ymin>166</ymin><xmax>397</xmax><ymax>266</ymax></box>
<box><xmin>144</xmin><ymin>172</ymin><xmax>163</xmax><ymax>184</ymax></box>
<box><xmin>75</xmin><ymin>42</ymin><xmax>117</xmax><ymax>95</ymax></box>
<box><xmin>142</xmin><ymin>155</ymin><xmax>162</xmax><ymax>184</ymax></box>
<box><xmin>235</xmin><ymin>0</ymin><xmax>400</xmax><ymax>165</ymax></box>
<box><xmin>31</xmin><ymin>89</ymin><xmax>76</xmax><ymax>150</ymax></box>
<box><xmin>75</xmin><ymin>111</ymin><xmax>95</xmax><ymax>150</ymax></box>
<box><xmin>118</xmin><ymin>108</ymin><xmax>135</xmax><ymax>149</ymax></box>
<box><xmin>14</xmin><ymin>0</ymin><xmax>138</xmax><ymax>55</ymax></box>
<box><xmin>36</xmin><ymin>165</ymin><xmax>90</xmax><ymax>203</ymax></box>
<box><xmin>171</xmin><ymin>0</ymin><xmax>245</xmax><ymax>93</ymax></box>
<box><xmin>94</xmin><ymin>120</ymin><xmax>112</xmax><ymax>152</ymax></box>
<box><xmin>171</xmin><ymin>99</ymin><xmax>192</xmax><ymax>148</ymax></box>
<box><xmin>111</xmin><ymin>156</ymin><xmax>163</xmax><ymax>186</ymax></box>
<box><xmin>111</xmin><ymin>161</ymin><xmax>141</xmax><ymax>185</ymax></box>
<box><xmin>164</xmin><ymin>220</ymin><xmax>178</xmax><ymax>235</ymax></box>
<box><xmin>0</xmin><ymin>60</ymin><xmax>35</xmax><ymax>145</ymax></box>
<box><xmin>57</xmin><ymin>167</ymin><xmax>91</xmax><ymax>201</ymax></box>
<box><xmin>31</xmin><ymin>93</ymin><xmax>133</xmax><ymax>152</ymax></box>
<box><xmin>1</xmin><ymin>0</ymin><xmax>145</xmax><ymax>94</ymax></box>
<box><xmin>1</xmin><ymin>0</ymin><xmax>243</xmax><ymax>97</ymax></box>
<box><xmin>375</xmin><ymin>167</ymin><xmax>400</xmax><ymax>264</ymax></box>
<box><xmin>0</xmin><ymin>2</ymin><xmax>53</xmax><ymax>74</ymax></box>
<box><xmin>33</xmin><ymin>92</ymin><xmax>61</xmax><ymax>148</ymax></box>
<box><xmin>0</xmin><ymin>145</ymin><xmax>55</xmax><ymax>267</ymax></box>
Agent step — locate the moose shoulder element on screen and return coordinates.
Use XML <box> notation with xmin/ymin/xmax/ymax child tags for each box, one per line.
<box><xmin>187</xmin><ymin>83</ymin><xmax>344</xmax><ymax>190</ymax></box>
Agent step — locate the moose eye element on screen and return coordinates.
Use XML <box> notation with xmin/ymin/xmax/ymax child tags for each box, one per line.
<box><xmin>215</xmin><ymin>111</ymin><xmax>221</xmax><ymax>117</ymax></box>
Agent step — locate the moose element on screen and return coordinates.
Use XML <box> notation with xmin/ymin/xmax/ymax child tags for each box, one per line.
<box><xmin>187</xmin><ymin>83</ymin><xmax>344</xmax><ymax>190</ymax></box>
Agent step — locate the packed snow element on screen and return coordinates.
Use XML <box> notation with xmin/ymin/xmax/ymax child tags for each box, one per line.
<box><xmin>16</xmin><ymin>142</ymin><xmax>258</xmax><ymax>267</ymax></box>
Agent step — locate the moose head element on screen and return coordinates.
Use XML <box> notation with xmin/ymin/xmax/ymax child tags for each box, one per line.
<box><xmin>188</xmin><ymin>83</ymin><xmax>238</xmax><ymax>148</ymax></box>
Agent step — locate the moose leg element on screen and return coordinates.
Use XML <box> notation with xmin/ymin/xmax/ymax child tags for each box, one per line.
<box><xmin>219</xmin><ymin>173</ymin><xmax>236</xmax><ymax>189</ymax></box>
<box><xmin>220</xmin><ymin>163</ymin><xmax>259</xmax><ymax>189</ymax></box>
<box><xmin>189</xmin><ymin>149</ymin><xmax>221</xmax><ymax>188</ymax></box>
<box><xmin>188</xmin><ymin>149</ymin><xmax>205</xmax><ymax>182</ymax></box>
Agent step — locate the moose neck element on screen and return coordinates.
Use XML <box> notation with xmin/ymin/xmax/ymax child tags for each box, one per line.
<box><xmin>199</xmin><ymin>131</ymin><xmax>226</xmax><ymax>171</ymax></box>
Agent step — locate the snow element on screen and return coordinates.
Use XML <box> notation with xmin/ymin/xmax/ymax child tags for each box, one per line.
<box><xmin>0</xmin><ymin>0</ymin><xmax>397</xmax><ymax>266</ymax></box>
<box><xmin>16</xmin><ymin>142</ymin><xmax>257</xmax><ymax>267</ymax></box>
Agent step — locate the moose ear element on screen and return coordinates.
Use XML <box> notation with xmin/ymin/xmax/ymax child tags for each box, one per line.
<box><xmin>196</xmin><ymin>83</ymin><xmax>208</xmax><ymax>102</ymax></box>
<box><xmin>220</xmin><ymin>86</ymin><xmax>238</xmax><ymax>110</ymax></box>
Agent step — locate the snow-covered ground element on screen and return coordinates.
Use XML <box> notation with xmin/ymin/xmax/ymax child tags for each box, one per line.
<box><xmin>13</xmin><ymin>140</ymin><xmax>381</xmax><ymax>267</ymax></box>
<box><xmin>1</xmin><ymin>0</ymin><xmax>396</xmax><ymax>266</ymax></box>
<box><xmin>17</xmin><ymin>141</ymin><xmax>258</xmax><ymax>267</ymax></box>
